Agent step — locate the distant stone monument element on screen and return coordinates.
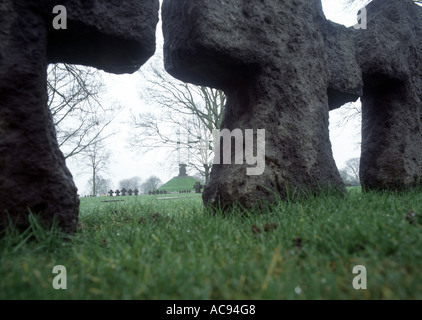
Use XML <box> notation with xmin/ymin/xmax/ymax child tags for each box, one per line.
<box><xmin>178</xmin><ymin>164</ymin><xmax>188</xmax><ymax>177</ymax></box>
<box><xmin>0</xmin><ymin>0</ymin><xmax>159</xmax><ymax>234</ymax></box>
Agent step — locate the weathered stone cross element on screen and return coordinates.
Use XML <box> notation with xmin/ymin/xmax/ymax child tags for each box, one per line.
<box><xmin>162</xmin><ymin>0</ymin><xmax>362</xmax><ymax>209</ymax></box>
<box><xmin>0</xmin><ymin>0</ymin><xmax>158</xmax><ymax>234</ymax></box>
<box><xmin>357</xmin><ymin>0</ymin><xmax>422</xmax><ymax>190</ymax></box>
<box><xmin>193</xmin><ymin>182</ymin><xmax>203</xmax><ymax>194</ymax></box>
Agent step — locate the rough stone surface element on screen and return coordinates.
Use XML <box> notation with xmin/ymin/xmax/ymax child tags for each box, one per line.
<box><xmin>0</xmin><ymin>0</ymin><xmax>158</xmax><ymax>234</ymax></box>
<box><xmin>357</xmin><ymin>0</ymin><xmax>422</xmax><ymax>190</ymax></box>
<box><xmin>162</xmin><ymin>0</ymin><xmax>362</xmax><ymax>210</ymax></box>
<box><xmin>47</xmin><ymin>0</ymin><xmax>159</xmax><ymax>73</ymax></box>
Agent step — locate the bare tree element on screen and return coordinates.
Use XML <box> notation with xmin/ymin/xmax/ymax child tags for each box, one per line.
<box><xmin>343</xmin><ymin>0</ymin><xmax>422</xmax><ymax>9</ymax></box>
<box><xmin>132</xmin><ymin>54</ymin><xmax>226</xmax><ymax>182</ymax></box>
<box><xmin>119</xmin><ymin>176</ymin><xmax>142</xmax><ymax>191</ymax></box>
<box><xmin>341</xmin><ymin>157</ymin><xmax>361</xmax><ymax>186</ymax></box>
<box><xmin>47</xmin><ymin>63</ymin><xmax>119</xmax><ymax>159</ymax></box>
<box><xmin>339</xmin><ymin>169</ymin><xmax>353</xmax><ymax>186</ymax></box>
<box><xmin>342</xmin><ymin>0</ymin><xmax>371</xmax><ymax>9</ymax></box>
<box><xmin>81</xmin><ymin>141</ymin><xmax>111</xmax><ymax>196</ymax></box>
<box><xmin>87</xmin><ymin>175</ymin><xmax>112</xmax><ymax>196</ymax></box>
<box><xmin>333</xmin><ymin>101</ymin><xmax>362</xmax><ymax>128</ymax></box>
<box><xmin>141</xmin><ymin>175</ymin><xmax>162</xmax><ymax>193</ymax></box>
<box><xmin>192</xmin><ymin>172</ymin><xmax>206</xmax><ymax>184</ymax></box>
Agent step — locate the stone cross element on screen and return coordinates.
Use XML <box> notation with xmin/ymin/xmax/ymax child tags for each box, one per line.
<box><xmin>193</xmin><ymin>182</ymin><xmax>203</xmax><ymax>194</ymax></box>
<box><xmin>0</xmin><ymin>0</ymin><xmax>159</xmax><ymax>234</ymax></box>
<box><xmin>115</xmin><ymin>190</ymin><xmax>121</xmax><ymax>197</ymax></box>
<box><xmin>134</xmin><ymin>189</ymin><xmax>139</xmax><ymax>196</ymax></box>
<box><xmin>357</xmin><ymin>0</ymin><xmax>422</xmax><ymax>190</ymax></box>
<box><xmin>128</xmin><ymin>189</ymin><xmax>133</xmax><ymax>196</ymax></box>
<box><xmin>121</xmin><ymin>188</ymin><xmax>127</xmax><ymax>196</ymax></box>
<box><xmin>162</xmin><ymin>0</ymin><xmax>362</xmax><ymax>210</ymax></box>
<box><xmin>108</xmin><ymin>190</ymin><xmax>114</xmax><ymax>197</ymax></box>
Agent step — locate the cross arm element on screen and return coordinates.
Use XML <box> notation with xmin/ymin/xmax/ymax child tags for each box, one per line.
<box><xmin>322</xmin><ymin>21</ymin><xmax>362</xmax><ymax>110</ymax></box>
<box><xmin>162</xmin><ymin>0</ymin><xmax>259</xmax><ymax>90</ymax></box>
<box><xmin>47</xmin><ymin>0</ymin><xmax>159</xmax><ymax>74</ymax></box>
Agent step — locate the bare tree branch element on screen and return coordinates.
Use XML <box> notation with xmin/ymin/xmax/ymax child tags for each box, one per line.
<box><xmin>47</xmin><ymin>63</ymin><xmax>120</xmax><ymax>159</ymax></box>
<box><xmin>80</xmin><ymin>141</ymin><xmax>111</xmax><ymax>196</ymax></box>
<box><xmin>132</xmin><ymin>53</ymin><xmax>226</xmax><ymax>182</ymax></box>
<box><xmin>343</xmin><ymin>0</ymin><xmax>421</xmax><ymax>10</ymax></box>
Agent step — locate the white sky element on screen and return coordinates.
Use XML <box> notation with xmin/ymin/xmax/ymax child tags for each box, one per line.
<box><xmin>67</xmin><ymin>0</ymin><xmax>363</xmax><ymax>195</ymax></box>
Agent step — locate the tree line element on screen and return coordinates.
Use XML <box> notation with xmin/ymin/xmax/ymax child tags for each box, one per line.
<box><xmin>89</xmin><ymin>175</ymin><xmax>162</xmax><ymax>197</ymax></box>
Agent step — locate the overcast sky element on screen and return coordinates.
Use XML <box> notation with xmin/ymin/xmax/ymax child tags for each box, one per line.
<box><xmin>67</xmin><ymin>1</ymin><xmax>363</xmax><ymax>195</ymax></box>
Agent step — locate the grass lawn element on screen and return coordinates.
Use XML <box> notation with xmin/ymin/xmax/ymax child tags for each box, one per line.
<box><xmin>1</xmin><ymin>188</ymin><xmax>422</xmax><ymax>299</ymax></box>
<box><xmin>158</xmin><ymin>176</ymin><xmax>202</xmax><ymax>193</ymax></box>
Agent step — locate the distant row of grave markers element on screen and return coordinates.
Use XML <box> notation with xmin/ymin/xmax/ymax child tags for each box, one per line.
<box><xmin>106</xmin><ymin>183</ymin><xmax>203</xmax><ymax>197</ymax></box>
<box><xmin>108</xmin><ymin>189</ymin><xmax>139</xmax><ymax>197</ymax></box>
